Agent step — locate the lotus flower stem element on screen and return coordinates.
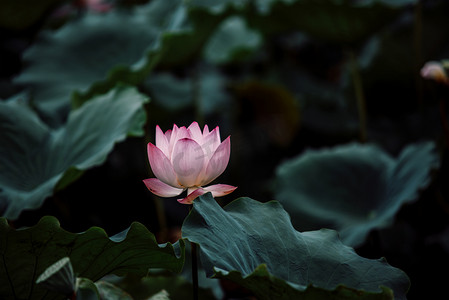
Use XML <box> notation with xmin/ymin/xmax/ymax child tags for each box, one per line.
<box><xmin>191</xmin><ymin>241</ymin><xmax>199</xmax><ymax>300</ymax></box>
<box><xmin>189</xmin><ymin>205</ymin><xmax>199</xmax><ymax>300</ymax></box>
<box><xmin>348</xmin><ymin>49</ymin><xmax>367</xmax><ymax>143</ymax></box>
<box><xmin>154</xmin><ymin>197</ymin><xmax>168</xmax><ymax>241</ymax></box>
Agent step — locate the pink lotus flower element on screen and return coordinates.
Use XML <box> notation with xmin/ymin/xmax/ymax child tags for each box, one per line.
<box><xmin>143</xmin><ymin>122</ymin><xmax>237</xmax><ymax>204</ymax></box>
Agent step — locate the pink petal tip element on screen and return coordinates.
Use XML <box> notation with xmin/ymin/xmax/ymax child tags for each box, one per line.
<box><xmin>177</xmin><ymin>188</ymin><xmax>206</xmax><ymax>204</ymax></box>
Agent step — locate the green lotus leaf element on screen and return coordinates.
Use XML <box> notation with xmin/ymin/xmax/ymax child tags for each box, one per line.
<box><xmin>182</xmin><ymin>193</ymin><xmax>410</xmax><ymax>300</ymax></box>
<box><xmin>0</xmin><ymin>216</ymin><xmax>185</xmax><ymax>300</ymax></box>
<box><xmin>12</xmin><ymin>0</ymin><xmax>236</xmax><ymax>126</ymax></box>
<box><xmin>275</xmin><ymin>142</ymin><xmax>439</xmax><ymax>247</ymax></box>
<box><xmin>0</xmin><ymin>85</ymin><xmax>148</xmax><ymax>220</ymax></box>
<box><xmin>203</xmin><ymin>15</ymin><xmax>262</xmax><ymax>64</ymax></box>
<box><xmin>14</xmin><ymin>0</ymin><xmax>189</xmax><ymax>125</ymax></box>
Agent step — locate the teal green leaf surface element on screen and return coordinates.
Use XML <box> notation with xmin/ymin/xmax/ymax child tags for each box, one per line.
<box><xmin>0</xmin><ymin>216</ymin><xmax>184</xmax><ymax>300</ymax></box>
<box><xmin>76</xmin><ymin>278</ymin><xmax>101</xmax><ymax>300</ymax></box>
<box><xmin>0</xmin><ymin>86</ymin><xmax>148</xmax><ymax>219</ymax></box>
<box><xmin>275</xmin><ymin>142</ymin><xmax>439</xmax><ymax>247</ymax></box>
<box><xmin>14</xmin><ymin>0</ymin><xmax>188</xmax><ymax>125</ymax></box>
<box><xmin>182</xmin><ymin>194</ymin><xmax>410</xmax><ymax>300</ymax></box>
<box><xmin>203</xmin><ymin>15</ymin><xmax>262</xmax><ymax>64</ymax></box>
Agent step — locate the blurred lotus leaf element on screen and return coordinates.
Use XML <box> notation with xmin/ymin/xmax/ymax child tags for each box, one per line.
<box><xmin>0</xmin><ymin>86</ymin><xmax>148</xmax><ymax>220</ymax></box>
<box><xmin>14</xmin><ymin>0</ymin><xmax>189</xmax><ymax>126</ymax></box>
<box><xmin>203</xmin><ymin>15</ymin><xmax>262</xmax><ymax>64</ymax></box>
<box><xmin>275</xmin><ymin>141</ymin><xmax>439</xmax><ymax>247</ymax></box>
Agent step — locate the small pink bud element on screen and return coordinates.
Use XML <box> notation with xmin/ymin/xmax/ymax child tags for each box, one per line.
<box><xmin>143</xmin><ymin>122</ymin><xmax>236</xmax><ymax>204</ymax></box>
<box><xmin>421</xmin><ymin>61</ymin><xmax>449</xmax><ymax>85</ymax></box>
<box><xmin>75</xmin><ymin>0</ymin><xmax>113</xmax><ymax>12</ymax></box>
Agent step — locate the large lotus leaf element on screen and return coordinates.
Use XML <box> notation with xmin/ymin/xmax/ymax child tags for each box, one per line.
<box><xmin>14</xmin><ymin>0</ymin><xmax>188</xmax><ymax>125</ymax></box>
<box><xmin>244</xmin><ymin>0</ymin><xmax>415</xmax><ymax>45</ymax></box>
<box><xmin>0</xmin><ymin>85</ymin><xmax>148</xmax><ymax>220</ymax></box>
<box><xmin>275</xmin><ymin>141</ymin><xmax>439</xmax><ymax>247</ymax></box>
<box><xmin>182</xmin><ymin>194</ymin><xmax>410</xmax><ymax>300</ymax></box>
<box><xmin>0</xmin><ymin>216</ymin><xmax>185</xmax><ymax>300</ymax></box>
<box><xmin>203</xmin><ymin>15</ymin><xmax>262</xmax><ymax>64</ymax></box>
